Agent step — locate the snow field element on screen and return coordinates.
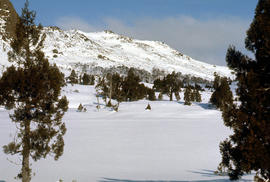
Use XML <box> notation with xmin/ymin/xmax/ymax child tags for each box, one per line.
<box><xmin>0</xmin><ymin>84</ymin><xmax>254</xmax><ymax>182</ymax></box>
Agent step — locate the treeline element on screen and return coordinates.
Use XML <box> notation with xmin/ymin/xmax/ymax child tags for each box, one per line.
<box><xmin>93</xmin><ymin>69</ymin><xmax>203</xmax><ymax>109</ymax></box>
<box><xmin>68</xmin><ymin>68</ymin><xmax>235</xmax><ymax>111</ymax></box>
<box><xmin>66</xmin><ymin>63</ymin><xmax>212</xmax><ymax>85</ymax></box>
<box><xmin>66</xmin><ymin>69</ymin><xmax>95</xmax><ymax>85</ymax></box>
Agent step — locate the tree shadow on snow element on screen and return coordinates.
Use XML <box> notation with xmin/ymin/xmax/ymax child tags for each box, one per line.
<box><xmin>99</xmin><ymin>178</ymin><xmax>248</xmax><ymax>182</ymax></box>
<box><xmin>99</xmin><ymin>169</ymin><xmax>253</xmax><ymax>182</ymax></box>
<box><xmin>187</xmin><ymin>169</ymin><xmax>219</xmax><ymax>177</ymax></box>
<box><xmin>195</xmin><ymin>103</ymin><xmax>216</xmax><ymax>110</ymax></box>
<box><xmin>176</xmin><ymin>101</ymin><xmax>216</xmax><ymax>110</ymax></box>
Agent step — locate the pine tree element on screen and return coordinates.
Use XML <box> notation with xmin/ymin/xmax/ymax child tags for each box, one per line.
<box><xmin>0</xmin><ymin>1</ymin><xmax>68</xmax><ymax>181</ymax></box>
<box><xmin>121</xmin><ymin>68</ymin><xmax>147</xmax><ymax>101</ymax></box>
<box><xmin>184</xmin><ymin>87</ymin><xmax>191</xmax><ymax>105</ymax></box>
<box><xmin>210</xmin><ymin>74</ymin><xmax>233</xmax><ymax>111</ymax></box>
<box><xmin>77</xmin><ymin>103</ymin><xmax>83</xmax><ymax>112</ymax></box>
<box><xmin>153</xmin><ymin>72</ymin><xmax>182</xmax><ymax>101</ymax></box>
<box><xmin>82</xmin><ymin>73</ymin><xmax>90</xmax><ymax>85</ymax></box>
<box><xmin>190</xmin><ymin>89</ymin><xmax>195</xmax><ymax>102</ymax></box>
<box><xmin>219</xmin><ymin>0</ymin><xmax>270</xmax><ymax>180</ymax></box>
<box><xmin>195</xmin><ymin>89</ymin><xmax>202</xmax><ymax>102</ymax></box>
<box><xmin>68</xmin><ymin>69</ymin><xmax>78</xmax><ymax>84</ymax></box>
<box><xmin>89</xmin><ymin>75</ymin><xmax>95</xmax><ymax>85</ymax></box>
<box><xmin>147</xmin><ymin>88</ymin><xmax>156</xmax><ymax>101</ymax></box>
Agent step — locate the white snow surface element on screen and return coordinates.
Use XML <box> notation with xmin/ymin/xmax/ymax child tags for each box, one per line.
<box><xmin>0</xmin><ymin>84</ymin><xmax>254</xmax><ymax>182</ymax></box>
<box><xmin>42</xmin><ymin>28</ymin><xmax>232</xmax><ymax>81</ymax></box>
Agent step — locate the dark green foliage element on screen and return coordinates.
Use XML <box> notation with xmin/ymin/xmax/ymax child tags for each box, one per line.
<box><xmin>153</xmin><ymin>72</ymin><xmax>182</xmax><ymax>101</ymax></box>
<box><xmin>82</xmin><ymin>73</ymin><xmax>90</xmax><ymax>85</ymax></box>
<box><xmin>190</xmin><ymin>90</ymin><xmax>195</xmax><ymax>102</ymax></box>
<box><xmin>96</xmin><ymin>69</ymin><xmax>151</xmax><ymax>103</ymax></box>
<box><xmin>153</xmin><ymin>78</ymin><xmax>165</xmax><ymax>92</ymax></box>
<box><xmin>194</xmin><ymin>89</ymin><xmax>202</xmax><ymax>102</ymax></box>
<box><xmin>68</xmin><ymin>70</ymin><xmax>78</xmax><ymax>84</ymax></box>
<box><xmin>82</xmin><ymin>73</ymin><xmax>95</xmax><ymax>85</ymax></box>
<box><xmin>120</xmin><ymin>69</ymin><xmax>148</xmax><ymax>101</ymax></box>
<box><xmin>219</xmin><ymin>0</ymin><xmax>270</xmax><ymax>180</ymax></box>
<box><xmin>184</xmin><ymin>87</ymin><xmax>191</xmax><ymax>105</ymax></box>
<box><xmin>210</xmin><ymin>74</ymin><xmax>233</xmax><ymax>111</ymax></box>
<box><xmin>147</xmin><ymin>88</ymin><xmax>156</xmax><ymax>101</ymax></box>
<box><xmin>0</xmin><ymin>1</ymin><xmax>68</xmax><ymax>181</ymax></box>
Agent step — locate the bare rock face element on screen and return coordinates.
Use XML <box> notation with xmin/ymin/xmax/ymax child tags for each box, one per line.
<box><xmin>0</xmin><ymin>0</ymin><xmax>19</xmax><ymax>41</ymax></box>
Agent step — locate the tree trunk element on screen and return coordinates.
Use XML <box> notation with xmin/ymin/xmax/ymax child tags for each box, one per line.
<box><xmin>22</xmin><ymin>121</ymin><xmax>31</xmax><ymax>182</ymax></box>
<box><xmin>109</xmin><ymin>75</ymin><xmax>112</xmax><ymax>103</ymax></box>
<box><xmin>170</xmin><ymin>90</ymin><xmax>173</xmax><ymax>101</ymax></box>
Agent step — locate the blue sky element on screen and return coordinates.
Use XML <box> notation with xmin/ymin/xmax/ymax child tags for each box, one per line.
<box><xmin>10</xmin><ymin>0</ymin><xmax>258</xmax><ymax>66</ymax></box>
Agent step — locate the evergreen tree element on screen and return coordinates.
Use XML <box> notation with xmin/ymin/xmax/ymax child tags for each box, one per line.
<box><xmin>120</xmin><ymin>68</ymin><xmax>147</xmax><ymax>101</ymax></box>
<box><xmin>194</xmin><ymin>89</ymin><xmax>202</xmax><ymax>102</ymax></box>
<box><xmin>190</xmin><ymin>89</ymin><xmax>195</xmax><ymax>102</ymax></box>
<box><xmin>184</xmin><ymin>87</ymin><xmax>191</xmax><ymax>105</ymax></box>
<box><xmin>147</xmin><ymin>88</ymin><xmax>156</xmax><ymax>101</ymax></box>
<box><xmin>0</xmin><ymin>1</ymin><xmax>68</xmax><ymax>181</ymax></box>
<box><xmin>153</xmin><ymin>72</ymin><xmax>182</xmax><ymax>101</ymax></box>
<box><xmin>77</xmin><ymin>103</ymin><xmax>83</xmax><ymax>112</ymax></box>
<box><xmin>110</xmin><ymin>73</ymin><xmax>123</xmax><ymax>101</ymax></box>
<box><xmin>219</xmin><ymin>0</ymin><xmax>270</xmax><ymax>180</ymax></box>
<box><xmin>210</xmin><ymin>75</ymin><xmax>233</xmax><ymax>111</ymax></box>
<box><xmin>153</xmin><ymin>78</ymin><xmax>164</xmax><ymax>92</ymax></box>
<box><xmin>68</xmin><ymin>70</ymin><xmax>78</xmax><ymax>84</ymax></box>
<box><xmin>82</xmin><ymin>73</ymin><xmax>90</xmax><ymax>85</ymax></box>
<box><xmin>89</xmin><ymin>75</ymin><xmax>95</xmax><ymax>85</ymax></box>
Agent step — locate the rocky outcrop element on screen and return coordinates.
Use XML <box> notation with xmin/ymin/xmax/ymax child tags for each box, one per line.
<box><xmin>0</xmin><ymin>0</ymin><xmax>19</xmax><ymax>41</ymax></box>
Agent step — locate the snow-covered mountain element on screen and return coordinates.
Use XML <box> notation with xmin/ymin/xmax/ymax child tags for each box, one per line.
<box><xmin>0</xmin><ymin>0</ymin><xmax>232</xmax><ymax>82</ymax></box>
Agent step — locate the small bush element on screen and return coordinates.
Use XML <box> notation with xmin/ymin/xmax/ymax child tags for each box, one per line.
<box><xmin>145</xmin><ymin>103</ymin><xmax>151</xmax><ymax>110</ymax></box>
<box><xmin>52</xmin><ymin>49</ymin><xmax>58</xmax><ymax>54</ymax></box>
<box><xmin>77</xmin><ymin>103</ymin><xmax>83</xmax><ymax>112</ymax></box>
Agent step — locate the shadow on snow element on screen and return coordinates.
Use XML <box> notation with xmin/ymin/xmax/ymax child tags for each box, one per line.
<box><xmin>99</xmin><ymin>169</ymin><xmax>253</xmax><ymax>182</ymax></box>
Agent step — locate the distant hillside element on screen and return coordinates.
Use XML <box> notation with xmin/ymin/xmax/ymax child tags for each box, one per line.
<box><xmin>0</xmin><ymin>0</ymin><xmax>232</xmax><ymax>83</ymax></box>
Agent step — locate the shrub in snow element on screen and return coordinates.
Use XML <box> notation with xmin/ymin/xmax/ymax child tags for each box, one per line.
<box><xmin>145</xmin><ymin>103</ymin><xmax>151</xmax><ymax>110</ymax></box>
<box><xmin>77</xmin><ymin>103</ymin><xmax>83</xmax><ymax>112</ymax></box>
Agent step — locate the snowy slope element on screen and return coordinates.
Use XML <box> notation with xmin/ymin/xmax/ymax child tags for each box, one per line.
<box><xmin>0</xmin><ymin>12</ymin><xmax>232</xmax><ymax>81</ymax></box>
<box><xmin>42</xmin><ymin>28</ymin><xmax>232</xmax><ymax>81</ymax></box>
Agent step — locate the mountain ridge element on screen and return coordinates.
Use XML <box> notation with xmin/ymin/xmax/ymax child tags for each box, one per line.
<box><xmin>0</xmin><ymin>0</ymin><xmax>232</xmax><ymax>82</ymax></box>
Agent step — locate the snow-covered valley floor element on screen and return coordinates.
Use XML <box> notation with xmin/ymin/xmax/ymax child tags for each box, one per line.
<box><xmin>0</xmin><ymin>84</ymin><xmax>253</xmax><ymax>182</ymax></box>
